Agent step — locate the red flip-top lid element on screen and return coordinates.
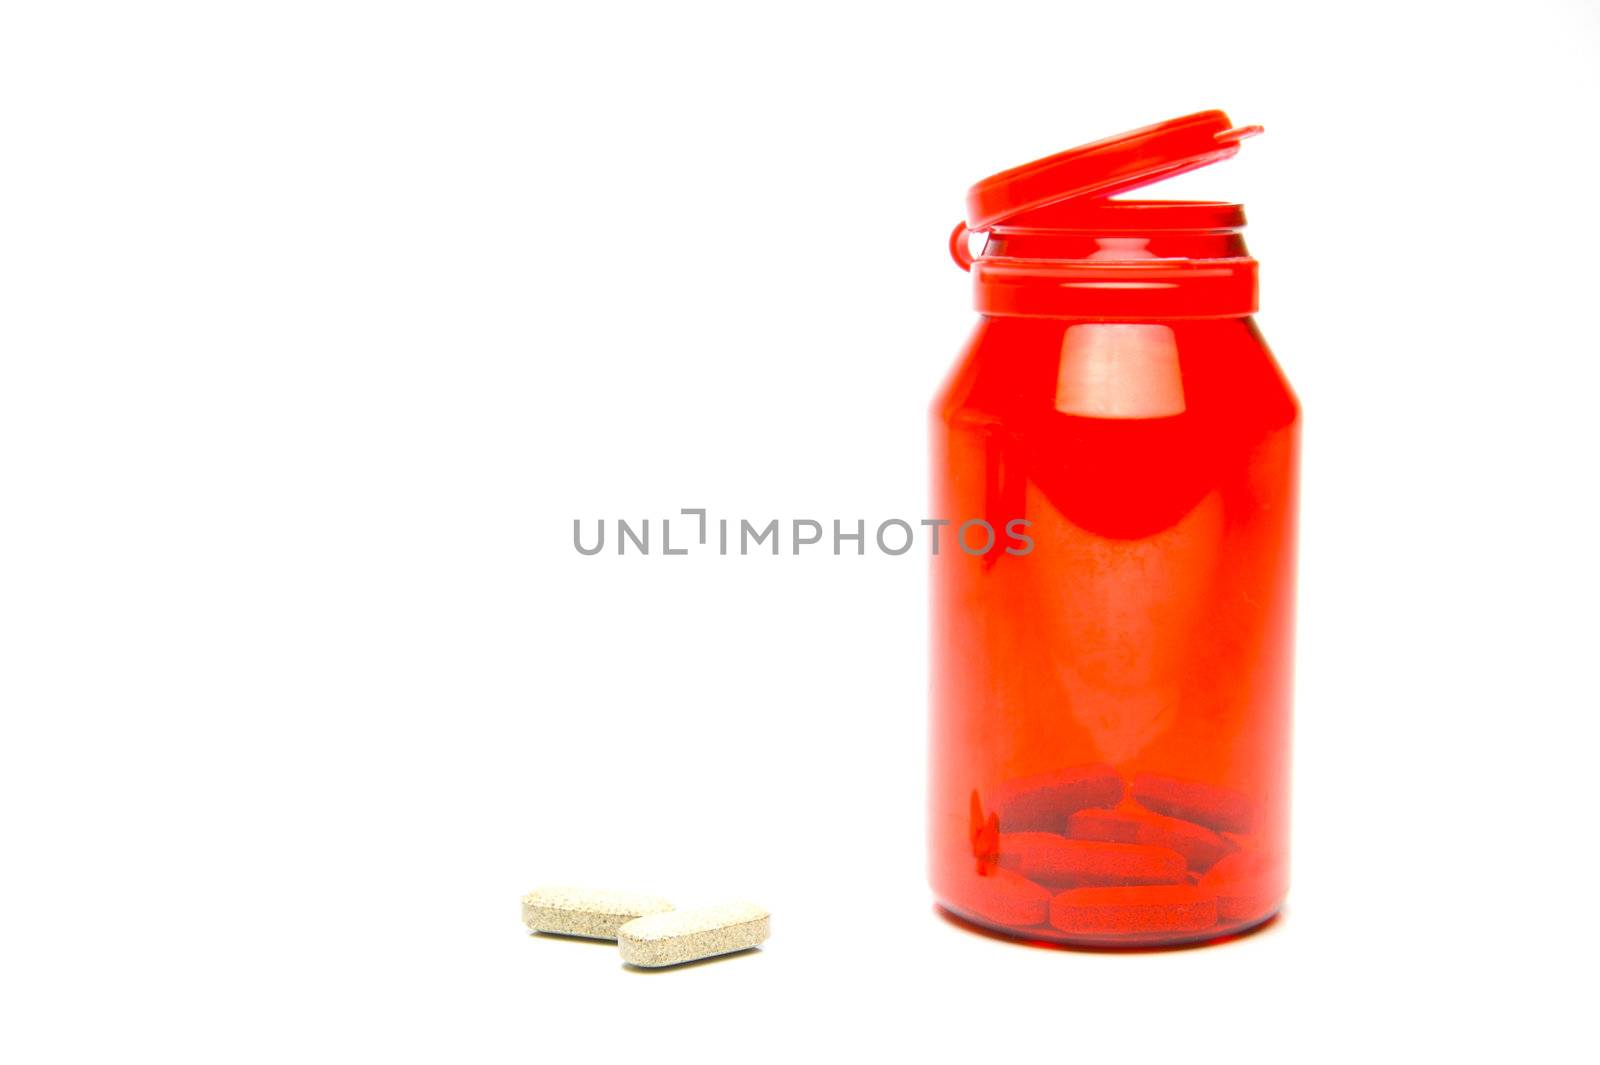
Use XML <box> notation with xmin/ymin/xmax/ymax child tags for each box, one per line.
<box><xmin>964</xmin><ymin>110</ymin><xmax>1262</xmax><ymax>231</ymax></box>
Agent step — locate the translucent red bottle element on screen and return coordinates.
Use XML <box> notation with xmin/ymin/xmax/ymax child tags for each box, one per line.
<box><xmin>929</xmin><ymin>112</ymin><xmax>1299</xmax><ymax>947</ymax></box>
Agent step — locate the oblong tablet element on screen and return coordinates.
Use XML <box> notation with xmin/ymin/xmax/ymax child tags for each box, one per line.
<box><xmin>1130</xmin><ymin>773</ymin><xmax>1254</xmax><ymax>833</ymax></box>
<box><xmin>988</xmin><ymin>765</ymin><xmax>1123</xmax><ymax>833</ymax></box>
<box><xmin>995</xmin><ymin>831</ymin><xmax>1068</xmax><ymax>874</ymax></box>
<box><xmin>1199</xmin><ymin>850</ymin><xmax>1281</xmax><ymax>922</ymax></box>
<box><xmin>942</xmin><ymin>867</ymin><xmax>1053</xmax><ymax>928</ymax></box>
<box><xmin>617</xmin><ymin>902</ymin><xmax>770</xmax><ymax>968</ymax></box>
<box><xmin>1010</xmin><ymin>834</ymin><xmax>1187</xmax><ymax>888</ymax></box>
<box><xmin>1049</xmin><ymin>885</ymin><xmax>1218</xmax><ymax>936</ymax></box>
<box><xmin>522</xmin><ymin>885</ymin><xmax>675</xmax><ymax>940</ymax></box>
<box><xmin>1068</xmin><ymin>806</ymin><xmax>1234</xmax><ymax>873</ymax></box>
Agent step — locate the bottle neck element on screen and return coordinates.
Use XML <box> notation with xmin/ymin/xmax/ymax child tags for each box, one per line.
<box><xmin>968</xmin><ymin>200</ymin><xmax>1258</xmax><ymax>320</ymax></box>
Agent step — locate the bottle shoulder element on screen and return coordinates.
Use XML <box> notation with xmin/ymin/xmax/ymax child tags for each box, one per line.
<box><xmin>935</xmin><ymin>316</ymin><xmax>1296</xmax><ymax>432</ymax></box>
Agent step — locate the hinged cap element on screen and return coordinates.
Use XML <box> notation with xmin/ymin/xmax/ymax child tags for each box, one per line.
<box><xmin>964</xmin><ymin>110</ymin><xmax>1261</xmax><ymax>231</ymax></box>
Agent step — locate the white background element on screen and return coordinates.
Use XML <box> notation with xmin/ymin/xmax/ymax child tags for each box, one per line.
<box><xmin>3</xmin><ymin>1</ymin><xmax>1598</xmax><ymax>1060</ymax></box>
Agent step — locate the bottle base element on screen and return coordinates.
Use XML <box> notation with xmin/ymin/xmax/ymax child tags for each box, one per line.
<box><xmin>935</xmin><ymin>896</ymin><xmax>1282</xmax><ymax>951</ymax></box>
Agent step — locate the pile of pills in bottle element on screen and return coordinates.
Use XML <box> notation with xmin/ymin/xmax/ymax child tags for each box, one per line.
<box><xmin>956</xmin><ymin>765</ymin><xmax>1276</xmax><ymax>942</ymax></box>
<box><xmin>522</xmin><ymin>885</ymin><xmax>770</xmax><ymax>968</ymax></box>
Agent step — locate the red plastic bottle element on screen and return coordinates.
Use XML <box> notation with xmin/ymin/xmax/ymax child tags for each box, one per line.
<box><xmin>929</xmin><ymin>112</ymin><xmax>1299</xmax><ymax>947</ymax></box>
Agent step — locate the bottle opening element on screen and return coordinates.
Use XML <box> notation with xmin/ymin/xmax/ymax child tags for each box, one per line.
<box><xmin>983</xmin><ymin>200</ymin><xmax>1249</xmax><ymax>261</ymax></box>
